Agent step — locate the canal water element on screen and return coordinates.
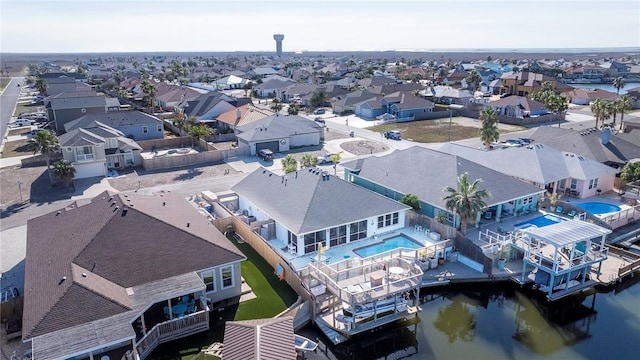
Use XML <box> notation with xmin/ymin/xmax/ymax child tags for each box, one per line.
<box><xmin>568</xmin><ymin>83</ymin><xmax>632</xmax><ymax>95</ymax></box>
<box><xmin>303</xmin><ymin>278</ymin><xmax>640</xmax><ymax>360</ymax></box>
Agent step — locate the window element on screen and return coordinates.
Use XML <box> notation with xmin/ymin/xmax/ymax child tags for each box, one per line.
<box><xmin>329</xmin><ymin>225</ymin><xmax>347</xmax><ymax>247</ymax></box>
<box><xmin>349</xmin><ymin>220</ymin><xmax>367</xmax><ymax>242</ymax></box>
<box><xmin>142</xmin><ymin>126</ymin><xmax>148</xmax><ymax>134</ymax></box>
<box><xmin>108</xmin><ymin>138</ymin><xmax>118</xmax><ymax>148</ymax></box>
<box><xmin>75</xmin><ymin>146</ymin><xmax>94</xmax><ymax>161</ymax></box>
<box><xmin>304</xmin><ymin>230</ymin><xmax>327</xmax><ymax>254</ymax></box>
<box><xmin>221</xmin><ymin>266</ymin><xmax>233</xmax><ymax>289</ymax></box>
<box><xmin>378</xmin><ymin>212</ymin><xmax>399</xmax><ymax>229</ymax></box>
<box><xmin>157</xmin><ymin>124</ymin><xmax>162</xmax><ymax>132</ymax></box>
<box><xmin>201</xmin><ymin>270</ymin><xmax>215</xmax><ymax>292</ymax></box>
<box><xmin>570</xmin><ymin>178</ymin><xmax>577</xmax><ymax>190</ymax></box>
<box><xmin>589</xmin><ymin>178</ymin><xmax>599</xmax><ymax>190</ymax></box>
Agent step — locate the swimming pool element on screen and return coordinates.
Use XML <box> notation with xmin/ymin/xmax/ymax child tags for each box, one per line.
<box><xmin>354</xmin><ymin>234</ymin><xmax>423</xmax><ymax>258</ymax></box>
<box><xmin>578</xmin><ymin>202</ymin><xmax>622</xmax><ymax>214</ymax></box>
<box><xmin>514</xmin><ymin>214</ymin><xmax>565</xmax><ymax>229</ymax></box>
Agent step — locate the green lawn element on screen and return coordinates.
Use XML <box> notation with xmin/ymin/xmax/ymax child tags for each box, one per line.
<box><xmin>367</xmin><ymin>117</ymin><xmax>523</xmax><ymax>143</ymax></box>
<box><xmin>147</xmin><ymin>234</ymin><xmax>298</xmax><ymax>360</ymax></box>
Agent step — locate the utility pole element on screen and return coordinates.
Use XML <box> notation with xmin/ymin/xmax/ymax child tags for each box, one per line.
<box><xmin>16</xmin><ymin>179</ymin><xmax>23</xmax><ymax>202</ymax></box>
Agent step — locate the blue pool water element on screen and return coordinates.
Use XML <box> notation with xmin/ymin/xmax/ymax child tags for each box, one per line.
<box><xmin>354</xmin><ymin>234</ymin><xmax>423</xmax><ymax>257</ymax></box>
<box><xmin>514</xmin><ymin>214</ymin><xmax>565</xmax><ymax>229</ymax></box>
<box><xmin>578</xmin><ymin>202</ymin><xmax>621</xmax><ymax>214</ymax></box>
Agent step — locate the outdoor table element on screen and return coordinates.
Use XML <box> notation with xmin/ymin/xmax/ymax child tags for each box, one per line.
<box><xmin>172</xmin><ymin>303</ymin><xmax>187</xmax><ymax>316</ymax></box>
<box><xmin>389</xmin><ymin>266</ymin><xmax>404</xmax><ymax>276</ymax></box>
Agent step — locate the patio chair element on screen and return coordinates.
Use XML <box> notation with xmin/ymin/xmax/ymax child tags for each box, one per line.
<box><xmin>485</xmin><ymin>211</ymin><xmax>492</xmax><ymax>220</ymax></box>
<box><xmin>555</xmin><ymin>206</ymin><xmax>563</xmax><ymax>214</ymax></box>
<box><xmin>567</xmin><ymin>210</ymin><xmax>577</xmax><ymax>218</ymax></box>
<box><xmin>187</xmin><ymin>304</ymin><xmax>196</xmax><ymax>313</ymax></box>
<box><xmin>163</xmin><ymin>306</ymin><xmax>170</xmax><ymax>319</ymax></box>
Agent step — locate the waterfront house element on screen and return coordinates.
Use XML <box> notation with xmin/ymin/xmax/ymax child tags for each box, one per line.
<box><xmin>64</xmin><ymin>111</ymin><xmax>164</xmax><ymax>140</ymax></box>
<box><xmin>235</xmin><ymin>114</ymin><xmax>323</xmax><ymax>155</ymax></box>
<box><xmin>499</xmin><ymin>71</ymin><xmax>558</xmax><ymax>96</ymax></box>
<box><xmin>231</xmin><ymin>168</ymin><xmax>410</xmax><ymax>257</ymax></box>
<box><xmin>437</xmin><ymin>142</ymin><xmax>619</xmax><ymax>199</ymax></box>
<box><xmin>341</xmin><ymin>147</ymin><xmax>544</xmax><ymax>229</ymax></box>
<box><xmin>22</xmin><ymin>191</ymin><xmax>246</xmax><ymax>360</ymax></box>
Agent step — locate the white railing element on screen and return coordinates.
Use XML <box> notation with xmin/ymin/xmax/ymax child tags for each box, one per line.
<box><xmin>136</xmin><ymin>310</ymin><xmax>209</xmax><ymax>359</ymax></box>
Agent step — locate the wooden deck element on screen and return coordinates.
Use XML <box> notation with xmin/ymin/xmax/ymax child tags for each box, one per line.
<box><xmin>547</xmin><ymin>280</ymin><xmax>597</xmax><ymax>301</ymax></box>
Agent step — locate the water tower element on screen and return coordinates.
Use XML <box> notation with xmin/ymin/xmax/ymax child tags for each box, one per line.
<box><xmin>273</xmin><ymin>34</ymin><xmax>284</xmax><ymax>57</ymax></box>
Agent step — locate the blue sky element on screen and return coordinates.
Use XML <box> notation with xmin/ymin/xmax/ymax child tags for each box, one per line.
<box><xmin>1</xmin><ymin>0</ymin><xmax>639</xmax><ymax>53</ymax></box>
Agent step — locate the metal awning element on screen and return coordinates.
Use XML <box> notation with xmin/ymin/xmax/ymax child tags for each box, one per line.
<box><xmin>522</xmin><ymin>219</ymin><xmax>611</xmax><ymax>247</ymax></box>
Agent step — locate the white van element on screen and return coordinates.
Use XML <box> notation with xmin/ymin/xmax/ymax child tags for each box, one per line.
<box><xmin>13</xmin><ymin>118</ymin><xmax>34</xmax><ymax>127</ymax></box>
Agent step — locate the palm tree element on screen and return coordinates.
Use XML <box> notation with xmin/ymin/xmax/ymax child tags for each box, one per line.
<box><xmin>281</xmin><ymin>155</ymin><xmax>298</xmax><ymax>174</ymax></box>
<box><xmin>443</xmin><ymin>173</ymin><xmax>490</xmax><ymax>234</ymax></box>
<box><xmin>465</xmin><ymin>70</ymin><xmax>482</xmax><ymax>92</ymax></box>
<box><xmin>141</xmin><ymin>79</ymin><xmax>157</xmax><ymax>114</ymax></box>
<box><xmin>31</xmin><ymin>130</ymin><xmax>60</xmax><ymax>184</ymax></box>
<box><xmin>34</xmin><ymin>78</ymin><xmax>48</xmax><ymax>96</ymax></box>
<box><xmin>53</xmin><ymin>159</ymin><xmax>76</xmax><ymax>187</ymax></box>
<box><xmin>187</xmin><ymin>124</ymin><xmax>211</xmax><ymax>148</ymax></box>
<box><xmin>621</xmin><ymin>161</ymin><xmax>640</xmax><ymax>184</ymax></box>
<box><xmin>270</xmin><ymin>97</ymin><xmax>283</xmax><ymax>113</ymax></box>
<box><xmin>617</xmin><ymin>95</ymin><xmax>633</xmax><ymax>131</ymax></box>
<box><xmin>287</xmin><ymin>104</ymin><xmax>299</xmax><ymax>115</ymax></box>
<box><xmin>613</xmin><ymin>76</ymin><xmax>626</xmax><ymax>95</ymax></box>
<box><xmin>546</xmin><ymin>94</ymin><xmax>568</xmax><ymax>127</ymax></box>
<box><xmin>310</xmin><ymin>90</ymin><xmax>328</xmax><ymax>109</ymax></box>
<box><xmin>173</xmin><ymin>113</ymin><xmax>186</xmax><ymax>134</ymax></box>
<box><xmin>243</xmin><ymin>81</ymin><xmax>253</xmax><ymax>97</ymax></box>
<box><xmin>300</xmin><ymin>154</ymin><xmax>318</xmax><ymax>168</ymax></box>
<box><xmin>479</xmin><ymin>107</ymin><xmax>499</xmax><ymax>148</ymax></box>
<box><xmin>590</xmin><ymin>98</ymin><xmax>607</xmax><ymax>129</ymax></box>
<box><xmin>330</xmin><ymin>153</ymin><xmax>341</xmax><ymax>175</ymax></box>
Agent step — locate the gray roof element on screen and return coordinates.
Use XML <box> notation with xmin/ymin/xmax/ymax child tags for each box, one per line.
<box><xmin>48</xmin><ymin>95</ymin><xmax>107</xmax><ymax>110</ymax></box>
<box><xmin>255</xmin><ymin>78</ymin><xmax>295</xmax><ymax>90</ymax></box>
<box><xmin>65</xmin><ymin>111</ymin><xmax>162</xmax><ymax>132</ymax></box>
<box><xmin>341</xmin><ymin>147</ymin><xmax>543</xmax><ymax>209</ymax></box>
<box><xmin>232</xmin><ymin>168</ymin><xmax>409</xmax><ymax>234</ymax></box>
<box><xmin>528</xmin><ymin>126</ymin><xmax>640</xmax><ymax>166</ymax></box>
<box><xmin>522</xmin><ymin>219</ymin><xmax>611</xmax><ymax>247</ymax></box>
<box><xmin>235</xmin><ymin>115</ymin><xmax>322</xmax><ymax>142</ymax></box>
<box><xmin>44</xmin><ymin>76</ymin><xmax>77</xmax><ymax>84</ymax></box>
<box><xmin>59</xmin><ymin>127</ymin><xmax>107</xmax><ymax>147</ymax></box>
<box><xmin>222</xmin><ymin>317</ymin><xmax>296</xmax><ymax>360</ymax></box>
<box><xmin>332</xmin><ymin>90</ymin><xmax>377</xmax><ymax>107</ymax></box>
<box><xmin>436</xmin><ymin>143</ymin><xmax>618</xmax><ymax>183</ymax></box>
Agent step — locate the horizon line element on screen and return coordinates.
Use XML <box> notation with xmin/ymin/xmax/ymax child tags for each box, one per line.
<box><xmin>2</xmin><ymin>47</ymin><xmax>640</xmax><ymax>56</ymax></box>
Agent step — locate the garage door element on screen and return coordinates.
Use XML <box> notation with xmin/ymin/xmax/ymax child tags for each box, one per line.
<box><xmin>74</xmin><ymin>161</ymin><xmax>107</xmax><ymax>179</ymax></box>
<box><xmin>255</xmin><ymin>141</ymin><xmax>279</xmax><ymax>153</ymax></box>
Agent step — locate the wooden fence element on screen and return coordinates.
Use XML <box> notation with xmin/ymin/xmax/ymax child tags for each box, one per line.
<box><xmin>608</xmin><ymin>246</ymin><xmax>640</xmax><ymax>278</ymax></box>
<box><xmin>1</xmin><ymin>297</ymin><xmax>23</xmax><ymax>337</ymax></box>
<box><xmin>140</xmin><ymin>146</ymin><xmax>251</xmax><ymax>170</ymax></box>
<box><xmin>211</xmin><ymin>216</ymin><xmax>312</xmax><ymax>302</ymax></box>
<box><xmin>136</xmin><ymin>137</ymin><xmax>215</xmax><ymax>151</ymax></box>
<box><xmin>20</xmin><ymin>152</ymin><xmax>63</xmax><ymax>168</ymax></box>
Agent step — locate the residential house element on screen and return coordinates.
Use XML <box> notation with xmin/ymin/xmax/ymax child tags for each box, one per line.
<box><xmin>341</xmin><ymin>147</ymin><xmax>544</xmax><ymax>228</ymax></box>
<box><xmin>499</xmin><ymin>71</ymin><xmax>559</xmax><ymax>96</ymax></box>
<box><xmin>561</xmin><ymin>88</ymin><xmax>619</xmax><ymax>105</ymax></box>
<box><xmin>156</xmin><ymin>86</ymin><xmax>203</xmax><ymax>112</ymax></box>
<box><xmin>215</xmin><ymin>104</ymin><xmax>274</xmax><ymax>131</ymax></box>
<box><xmin>436</xmin><ymin>142</ymin><xmax>619</xmax><ymax>200</ymax></box>
<box><xmin>369</xmin><ymin>83</ymin><xmax>424</xmax><ymax>96</ymax></box>
<box><xmin>282</xmin><ymin>83</ymin><xmax>318</xmax><ymax>103</ymax></box>
<box><xmin>331</xmin><ymin>90</ymin><xmax>377</xmax><ymax>114</ymax></box>
<box><xmin>355</xmin><ymin>92</ymin><xmax>434</xmax><ymax>120</ymax></box>
<box><xmin>212</xmin><ymin>75</ymin><xmax>249</xmax><ymax>90</ymax></box>
<box><xmin>59</xmin><ymin>123</ymin><xmax>143</xmax><ymax>178</ymax></box>
<box><xmin>22</xmin><ymin>191</ymin><xmax>246</xmax><ymax>360</ymax></box>
<box><xmin>64</xmin><ymin>111</ymin><xmax>165</xmax><ymax>140</ymax></box>
<box><xmin>249</xmin><ymin>67</ymin><xmax>279</xmax><ymax>78</ymax></box>
<box><xmin>235</xmin><ymin>114</ymin><xmax>323</xmax><ymax>155</ymax></box>
<box><xmin>183</xmin><ymin>92</ymin><xmax>252</xmax><ymax>123</ymax></box>
<box><xmin>231</xmin><ymin>168</ymin><xmax>410</xmax><ymax>258</ymax></box>
<box><xmin>254</xmin><ymin>78</ymin><xmax>296</xmax><ymax>98</ymax></box>
<box><xmin>222</xmin><ymin>317</ymin><xmax>296</xmax><ymax>360</ymax></box>
<box><xmin>419</xmin><ymin>85</ymin><xmax>473</xmax><ymax>105</ymax></box>
<box><xmin>443</xmin><ymin>69</ymin><xmax>469</xmax><ymax>85</ymax></box>
<box><xmin>44</xmin><ymin>76</ymin><xmax>81</xmax><ymax>97</ymax></box>
<box><xmin>528</xmin><ymin>126</ymin><xmax>640</xmax><ymax>169</ymax></box>
<box><xmin>485</xmin><ymin>96</ymin><xmax>548</xmax><ymax>118</ymax></box>
<box><xmin>357</xmin><ymin>76</ymin><xmax>397</xmax><ymax>88</ymax></box>
<box><xmin>625</xmin><ymin>86</ymin><xmax>640</xmax><ymax>109</ymax></box>
<box><xmin>600</xmin><ymin>61</ymin><xmax>629</xmax><ymax>77</ymax></box>
<box><xmin>484</xmin><ymin>79</ymin><xmax>503</xmax><ymax>95</ymax></box>
<box><xmin>46</xmin><ymin>92</ymin><xmax>109</xmax><ymax>134</ymax></box>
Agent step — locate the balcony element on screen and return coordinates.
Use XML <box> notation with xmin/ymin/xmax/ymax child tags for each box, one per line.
<box><xmin>136</xmin><ymin>310</ymin><xmax>209</xmax><ymax>360</ymax></box>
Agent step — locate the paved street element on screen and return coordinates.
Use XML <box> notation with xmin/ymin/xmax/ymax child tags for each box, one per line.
<box><xmin>0</xmin><ymin>77</ymin><xmax>24</xmax><ymax>142</ymax></box>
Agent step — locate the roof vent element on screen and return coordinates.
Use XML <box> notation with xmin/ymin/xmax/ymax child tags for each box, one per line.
<box><xmin>56</xmin><ymin>210</ymin><xmax>62</xmax><ymax>216</ymax></box>
<box><xmin>108</xmin><ymin>197</ymin><xmax>114</xmax><ymax>202</ymax></box>
<box><xmin>187</xmin><ymin>222</ymin><xmax>190</xmax><ymax>228</ymax></box>
<box><xmin>114</xmin><ymin>206</ymin><xmax>119</xmax><ymax>211</ymax></box>
<box><xmin>121</xmin><ymin>208</ymin><xmax>128</xmax><ymax>216</ymax></box>
<box><xmin>82</xmin><ymin>273</ymin><xmax>87</xmax><ymax>278</ymax></box>
<box><xmin>59</xmin><ymin>276</ymin><xmax>67</xmax><ymax>285</ymax></box>
<box><xmin>163</xmin><ymin>202</ymin><xmax>166</xmax><ymax>206</ymax></box>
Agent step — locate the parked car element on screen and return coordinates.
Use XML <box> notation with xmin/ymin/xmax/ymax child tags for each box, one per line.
<box><xmin>13</xmin><ymin>118</ymin><xmax>34</xmax><ymax>127</ymax></box>
<box><xmin>314</xmin><ymin>117</ymin><xmax>325</xmax><ymax>124</ymax></box>
<box><xmin>519</xmin><ymin>137</ymin><xmax>533</xmax><ymax>145</ymax></box>
<box><xmin>317</xmin><ymin>152</ymin><xmax>337</xmax><ymax>164</ymax></box>
<box><xmin>383</xmin><ymin>130</ymin><xmax>402</xmax><ymax>140</ymax></box>
<box><xmin>313</xmin><ymin>108</ymin><xmax>325</xmax><ymax>115</ymax></box>
<box><xmin>257</xmin><ymin>148</ymin><xmax>274</xmax><ymax>161</ymax></box>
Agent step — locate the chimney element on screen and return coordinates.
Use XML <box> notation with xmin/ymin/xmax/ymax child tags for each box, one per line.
<box><xmin>602</xmin><ymin>126</ymin><xmax>611</xmax><ymax>144</ymax></box>
<box><xmin>236</xmin><ymin>108</ymin><xmax>242</xmax><ymax>121</ymax></box>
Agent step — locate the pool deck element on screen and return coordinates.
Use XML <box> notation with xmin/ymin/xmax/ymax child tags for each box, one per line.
<box><xmin>269</xmin><ymin>227</ymin><xmax>445</xmax><ymax>271</ymax></box>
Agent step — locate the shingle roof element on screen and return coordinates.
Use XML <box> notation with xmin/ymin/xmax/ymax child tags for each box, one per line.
<box><xmin>23</xmin><ymin>191</ymin><xmax>245</xmax><ymax>339</ymax></box>
<box><xmin>341</xmin><ymin>147</ymin><xmax>543</xmax><ymax>208</ymax></box>
<box><xmin>65</xmin><ymin>111</ymin><xmax>162</xmax><ymax>132</ymax></box>
<box><xmin>216</xmin><ymin>104</ymin><xmax>274</xmax><ymax>127</ymax></box>
<box><xmin>59</xmin><ymin>127</ymin><xmax>106</xmax><ymax>147</ymax></box>
<box><xmin>232</xmin><ymin>168</ymin><xmax>409</xmax><ymax>234</ymax></box>
<box><xmin>487</xmin><ymin>96</ymin><xmax>547</xmax><ymax>112</ymax></box>
<box><xmin>235</xmin><ymin>115</ymin><xmax>322</xmax><ymax>142</ymax></box>
<box><xmin>529</xmin><ymin>126</ymin><xmax>640</xmax><ymax>166</ymax></box>
<box><xmin>222</xmin><ymin>317</ymin><xmax>296</xmax><ymax>360</ymax></box>
<box><xmin>48</xmin><ymin>95</ymin><xmax>107</xmax><ymax>110</ymax></box>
